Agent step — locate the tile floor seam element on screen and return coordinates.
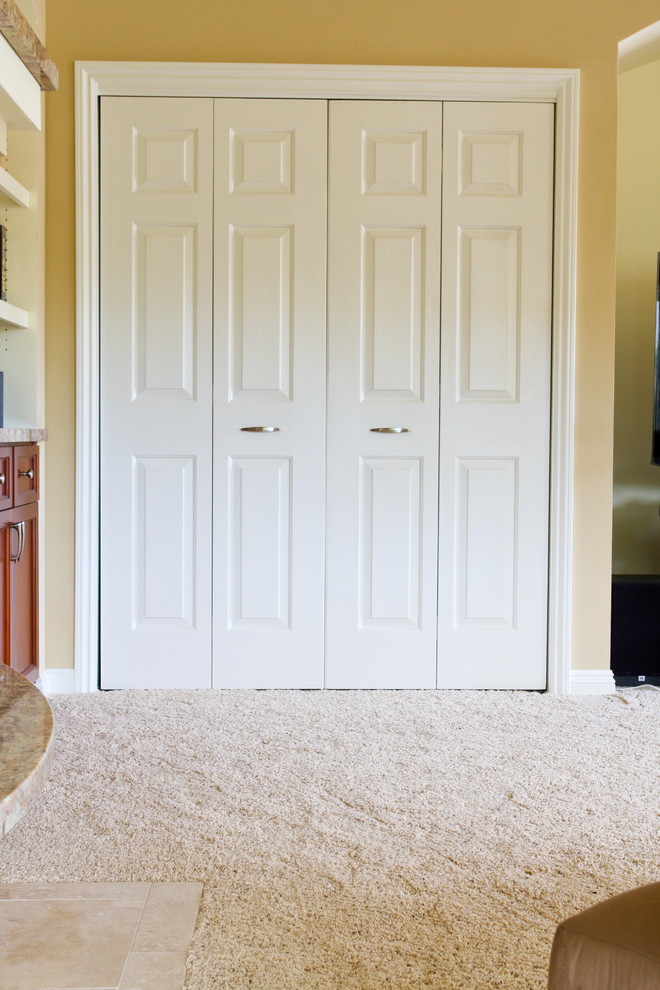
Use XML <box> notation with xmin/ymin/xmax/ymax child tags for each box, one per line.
<box><xmin>0</xmin><ymin>882</ymin><xmax>202</xmax><ymax>990</ymax></box>
<box><xmin>5</xmin><ymin>897</ymin><xmax>149</xmax><ymax>904</ymax></box>
<box><xmin>115</xmin><ymin>881</ymin><xmax>153</xmax><ymax>990</ymax></box>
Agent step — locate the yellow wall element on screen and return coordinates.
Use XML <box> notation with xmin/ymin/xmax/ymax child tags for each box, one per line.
<box><xmin>43</xmin><ymin>0</ymin><xmax>660</xmax><ymax>673</ymax></box>
<box><xmin>15</xmin><ymin>0</ymin><xmax>42</xmax><ymax>33</ymax></box>
<box><xmin>613</xmin><ymin>59</ymin><xmax>660</xmax><ymax>574</ymax></box>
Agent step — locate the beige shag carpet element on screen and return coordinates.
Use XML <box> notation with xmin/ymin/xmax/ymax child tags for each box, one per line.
<box><xmin>1</xmin><ymin>688</ymin><xmax>659</xmax><ymax>989</ymax></box>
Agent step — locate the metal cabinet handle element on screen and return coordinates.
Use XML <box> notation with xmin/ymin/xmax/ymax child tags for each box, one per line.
<box><xmin>9</xmin><ymin>521</ymin><xmax>24</xmax><ymax>563</ymax></box>
<box><xmin>20</xmin><ymin>468</ymin><xmax>34</xmax><ymax>479</ymax></box>
<box><xmin>0</xmin><ymin>473</ymin><xmax>5</xmax><ymax>485</ymax></box>
<box><xmin>240</xmin><ymin>426</ymin><xmax>280</xmax><ymax>433</ymax></box>
<box><xmin>370</xmin><ymin>427</ymin><xmax>410</xmax><ymax>434</ymax></box>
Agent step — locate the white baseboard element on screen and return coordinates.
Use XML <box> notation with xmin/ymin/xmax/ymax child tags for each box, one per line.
<box><xmin>38</xmin><ymin>668</ymin><xmax>78</xmax><ymax>695</ymax></box>
<box><xmin>569</xmin><ymin>668</ymin><xmax>616</xmax><ymax>695</ymax></box>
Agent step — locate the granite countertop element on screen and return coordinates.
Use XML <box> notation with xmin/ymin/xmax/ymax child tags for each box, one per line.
<box><xmin>0</xmin><ymin>665</ymin><xmax>54</xmax><ymax>837</ymax></box>
<box><xmin>0</xmin><ymin>428</ymin><xmax>47</xmax><ymax>443</ymax></box>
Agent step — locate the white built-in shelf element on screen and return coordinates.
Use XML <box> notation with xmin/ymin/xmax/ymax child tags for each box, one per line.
<box><xmin>0</xmin><ymin>165</ymin><xmax>30</xmax><ymax>207</ymax></box>
<box><xmin>0</xmin><ymin>297</ymin><xmax>28</xmax><ymax>327</ymax></box>
<box><xmin>0</xmin><ymin>33</ymin><xmax>40</xmax><ymax>130</ymax></box>
<box><xmin>0</xmin><ymin>163</ymin><xmax>29</xmax><ymax>207</ymax></box>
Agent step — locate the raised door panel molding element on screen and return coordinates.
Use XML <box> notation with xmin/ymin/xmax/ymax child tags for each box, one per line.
<box><xmin>458</xmin><ymin>227</ymin><xmax>520</xmax><ymax>402</ymax></box>
<box><xmin>459</xmin><ymin>130</ymin><xmax>522</xmax><ymax>197</ymax></box>
<box><xmin>455</xmin><ymin>457</ymin><xmax>518</xmax><ymax>628</ymax></box>
<box><xmin>230</xmin><ymin>129</ymin><xmax>293</xmax><ymax>194</ymax></box>
<box><xmin>133</xmin><ymin>225</ymin><xmax>197</xmax><ymax>399</ymax></box>
<box><xmin>361</xmin><ymin>227</ymin><xmax>423</xmax><ymax>400</ymax></box>
<box><xmin>359</xmin><ymin>456</ymin><xmax>422</xmax><ymax>629</ymax></box>
<box><xmin>133</xmin><ymin>128</ymin><xmax>198</xmax><ymax>193</ymax></box>
<box><xmin>132</xmin><ymin>455</ymin><xmax>196</xmax><ymax>629</ymax></box>
<box><xmin>229</xmin><ymin>225</ymin><xmax>292</xmax><ymax>400</ymax></box>
<box><xmin>361</xmin><ymin>130</ymin><xmax>426</xmax><ymax>195</ymax></box>
<box><xmin>229</xmin><ymin>456</ymin><xmax>291</xmax><ymax>628</ymax></box>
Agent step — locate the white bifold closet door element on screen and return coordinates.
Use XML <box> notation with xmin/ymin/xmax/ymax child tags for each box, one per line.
<box><xmin>325</xmin><ymin>99</ymin><xmax>553</xmax><ymax>688</ymax></box>
<box><xmin>325</xmin><ymin>101</ymin><xmax>443</xmax><ymax>688</ymax></box>
<box><xmin>99</xmin><ymin>97</ymin><xmax>214</xmax><ymax>689</ymax></box>
<box><xmin>438</xmin><ymin>102</ymin><xmax>554</xmax><ymax>688</ymax></box>
<box><xmin>212</xmin><ymin>99</ymin><xmax>327</xmax><ymax>688</ymax></box>
<box><xmin>99</xmin><ymin>94</ymin><xmax>553</xmax><ymax>691</ymax></box>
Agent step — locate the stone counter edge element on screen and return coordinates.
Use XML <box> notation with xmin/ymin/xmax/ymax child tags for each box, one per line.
<box><xmin>0</xmin><ymin>428</ymin><xmax>47</xmax><ymax>443</ymax></box>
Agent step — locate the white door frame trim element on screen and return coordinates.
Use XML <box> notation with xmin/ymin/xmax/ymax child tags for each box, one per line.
<box><xmin>74</xmin><ymin>61</ymin><xmax>579</xmax><ymax>694</ymax></box>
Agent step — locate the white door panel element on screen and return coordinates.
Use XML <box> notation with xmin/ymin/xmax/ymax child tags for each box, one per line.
<box><xmin>100</xmin><ymin>97</ymin><xmax>214</xmax><ymax>688</ymax></box>
<box><xmin>325</xmin><ymin>101</ymin><xmax>443</xmax><ymax>688</ymax></box>
<box><xmin>212</xmin><ymin>99</ymin><xmax>327</xmax><ymax>687</ymax></box>
<box><xmin>99</xmin><ymin>96</ymin><xmax>554</xmax><ymax>691</ymax></box>
<box><xmin>229</xmin><ymin>456</ymin><xmax>291</xmax><ymax>627</ymax></box>
<box><xmin>132</xmin><ymin>455</ymin><xmax>196</xmax><ymax>628</ymax></box>
<box><xmin>438</xmin><ymin>102</ymin><xmax>554</xmax><ymax>688</ymax></box>
<box><xmin>360</xmin><ymin>457</ymin><xmax>423</xmax><ymax>627</ymax></box>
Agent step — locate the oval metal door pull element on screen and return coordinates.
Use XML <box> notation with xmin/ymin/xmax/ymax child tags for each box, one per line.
<box><xmin>9</xmin><ymin>521</ymin><xmax>25</xmax><ymax>563</ymax></box>
<box><xmin>240</xmin><ymin>426</ymin><xmax>280</xmax><ymax>433</ymax></box>
<box><xmin>370</xmin><ymin>427</ymin><xmax>410</xmax><ymax>434</ymax></box>
<box><xmin>21</xmin><ymin>468</ymin><xmax>34</xmax><ymax>479</ymax></box>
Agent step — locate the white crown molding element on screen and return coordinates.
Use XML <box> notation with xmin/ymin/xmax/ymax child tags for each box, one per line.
<box><xmin>76</xmin><ymin>60</ymin><xmax>577</xmax><ymax>101</ymax></box>
<box><xmin>569</xmin><ymin>669</ymin><xmax>616</xmax><ymax>695</ymax></box>
<box><xmin>74</xmin><ymin>61</ymin><xmax>579</xmax><ymax>695</ymax></box>
<box><xmin>38</xmin><ymin>667</ymin><xmax>78</xmax><ymax>696</ymax></box>
<box><xmin>619</xmin><ymin>21</ymin><xmax>660</xmax><ymax>74</ymax></box>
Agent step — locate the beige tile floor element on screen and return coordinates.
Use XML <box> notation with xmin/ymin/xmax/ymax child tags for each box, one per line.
<box><xmin>0</xmin><ymin>881</ymin><xmax>202</xmax><ymax>990</ymax></box>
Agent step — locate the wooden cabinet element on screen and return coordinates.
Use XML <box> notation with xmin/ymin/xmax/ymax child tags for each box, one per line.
<box><xmin>13</xmin><ymin>445</ymin><xmax>39</xmax><ymax>504</ymax></box>
<box><xmin>0</xmin><ymin>448</ymin><xmax>12</xmax><ymax>508</ymax></box>
<box><xmin>0</xmin><ymin>444</ymin><xmax>38</xmax><ymax>681</ymax></box>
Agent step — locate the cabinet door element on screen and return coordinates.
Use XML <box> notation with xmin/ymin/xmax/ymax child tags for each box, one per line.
<box><xmin>0</xmin><ymin>449</ymin><xmax>12</xmax><ymax>510</ymax></box>
<box><xmin>7</xmin><ymin>501</ymin><xmax>38</xmax><ymax>678</ymax></box>
<box><xmin>13</xmin><ymin>445</ymin><xmax>38</xmax><ymax>505</ymax></box>
<box><xmin>0</xmin><ymin>512</ymin><xmax>10</xmax><ymax>667</ymax></box>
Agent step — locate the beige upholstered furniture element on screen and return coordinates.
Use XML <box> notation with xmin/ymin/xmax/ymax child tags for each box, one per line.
<box><xmin>548</xmin><ymin>882</ymin><xmax>660</xmax><ymax>990</ymax></box>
